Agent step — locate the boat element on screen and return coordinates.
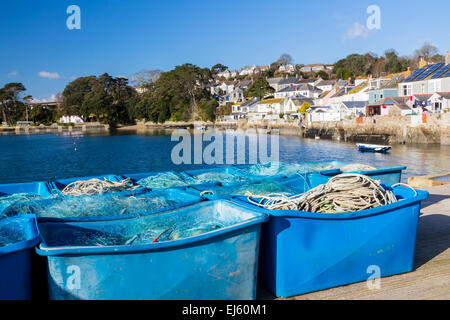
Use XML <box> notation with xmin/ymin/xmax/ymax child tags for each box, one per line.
<box><xmin>194</xmin><ymin>125</ymin><xmax>206</xmax><ymax>131</ymax></box>
<box><xmin>357</xmin><ymin>143</ymin><xmax>391</xmax><ymax>153</ymax></box>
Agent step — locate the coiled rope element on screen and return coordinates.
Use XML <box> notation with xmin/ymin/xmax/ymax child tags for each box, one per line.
<box><xmin>245</xmin><ymin>173</ymin><xmax>407</xmax><ymax>213</ymax></box>
<box><xmin>61</xmin><ymin>178</ymin><xmax>139</xmax><ymax>196</ymax></box>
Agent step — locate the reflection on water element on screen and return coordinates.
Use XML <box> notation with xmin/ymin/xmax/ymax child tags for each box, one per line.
<box><xmin>0</xmin><ymin>129</ymin><xmax>449</xmax><ymax>183</ymax></box>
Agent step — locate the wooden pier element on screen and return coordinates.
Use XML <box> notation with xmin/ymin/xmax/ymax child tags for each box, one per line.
<box><xmin>259</xmin><ymin>184</ymin><xmax>450</xmax><ymax>300</ymax></box>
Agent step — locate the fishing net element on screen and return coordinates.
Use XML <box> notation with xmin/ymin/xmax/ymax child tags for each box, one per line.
<box><xmin>61</xmin><ymin>178</ymin><xmax>139</xmax><ymax>196</ymax></box>
<box><xmin>7</xmin><ymin>190</ymin><xmax>194</xmax><ymax>219</ymax></box>
<box><xmin>43</xmin><ymin>202</ymin><xmax>253</xmax><ymax>247</ymax></box>
<box><xmin>247</xmin><ymin>173</ymin><xmax>405</xmax><ymax>214</ymax></box>
<box><xmin>190</xmin><ymin>172</ymin><xmax>249</xmax><ymax>184</ymax></box>
<box><xmin>136</xmin><ymin>172</ymin><xmax>194</xmax><ymax>189</ymax></box>
<box><xmin>0</xmin><ymin>220</ymin><xmax>27</xmax><ymax>247</ymax></box>
<box><xmin>0</xmin><ymin>193</ymin><xmax>44</xmax><ymax>217</ymax></box>
<box><xmin>241</xmin><ymin>162</ymin><xmax>339</xmax><ymax>176</ymax></box>
<box><xmin>200</xmin><ymin>179</ymin><xmax>302</xmax><ymax>197</ymax></box>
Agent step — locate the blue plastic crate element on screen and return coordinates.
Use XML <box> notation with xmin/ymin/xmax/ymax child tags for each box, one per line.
<box><xmin>0</xmin><ymin>215</ymin><xmax>41</xmax><ymax>300</ymax></box>
<box><xmin>236</xmin><ymin>161</ymin><xmax>406</xmax><ymax>185</ymax></box>
<box><xmin>5</xmin><ymin>188</ymin><xmax>203</xmax><ymax>223</ymax></box>
<box><xmin>36</xmin><ymin>200</ymin><xmax>269</xmax><ymax>300</ymax></box>
<box><xmin>233</xmin><ymin>185</ymin><xmax>429</xmax><ymax>297</ymax></box>
<box><xmin>0</xmin><ymin>181</ymin><xmax>54</xmax><ymax>215</ymax></box>
<box><xmin>0</xmin><ymin>181</ymin><xmax>53</xmax><ymax>197</ymax></box>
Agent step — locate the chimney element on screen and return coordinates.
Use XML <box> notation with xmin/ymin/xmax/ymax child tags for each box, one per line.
<box><xmin>348</xmin><ymin>77</ymin><xmax>352</xmax><ymax>85</ymax></box>
<box><xmin>446</xmin><ymin>52</ymin><xmax>450</xmax><ymax>65</ymax></box>
<box><xmin>419</xmin><ymin>57</ymin><xmax>427</xmax><ymax>68</ymax></box>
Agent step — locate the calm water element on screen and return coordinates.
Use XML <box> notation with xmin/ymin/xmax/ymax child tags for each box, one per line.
<box><xmin>0</xmin><ymin>129</ymin><xmax>449</xmax><ymax>184</ymax></box>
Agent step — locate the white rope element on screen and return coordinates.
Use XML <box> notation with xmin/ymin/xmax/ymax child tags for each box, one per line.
<box><xmin>61</xmin><ymin>177</ymin><xmax>139</xmax><ymax>196</ymax></box>
<box><xmin>246</xmin><ymin>173</ymin><xmax>414</xmax><ymax>214</ymax></box>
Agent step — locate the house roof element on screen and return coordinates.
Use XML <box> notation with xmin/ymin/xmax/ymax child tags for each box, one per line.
<box><xmin>295</xmin><ymin>78</ymin><xmax>318</xmax><ymax>84</ymax></box>
<box><xmin>394</xmin><ymin>103</ymin><xmax>411</xmax><ymax>110</ymax></box>
<box><xmin>277</xmin><ymin>83</ymin><xmax>315</xmax><ymax>93</ymax></box>
<box><xmin>235</xmin><ymin>80</ymin><xmax>252</xmax><ymax>88</ymax></box>
<box><xmin>240</xmin><ymin>97</ymin><xmax>260</xmax><ymax>107</ymax></box>
<box><xmin>316</xmin><ymin>79</ymin><xmax>337</xmax><ymax>87</ymax></box>
<box><xmin>278</xmin><ymin>77</ymin><xmax>300</xmax><ymax>85</ymax></box>
<box><xmin>258</xmin><ymin>98</ymin><xmax>284</xmax><ymax>104</ymax></box>
<box><xmin>382</xmin><ymin>96</ymin><xmax>409</xmax><ymax>105</ymax></box>
<box><xmin>413</xmin><ymin>94</ymin><xmax>432</xmax><ymax>101</ymax></box>
<box><xmin>341</xmin><ymin>101</ymin><xmax>368</xmax><ymax>109</ymax></box>
<box><xmin>290</xmin><ymin>97</ymin><xmax>314</xmax><ymax>106</ymax></box>
<box><xmin>267</xmin><ymin>77</ymin><xmax>283</xmax><ymax>84</ymax></box>
<box><xmin>435</xmin><ymin>92</ymin><xmax>450</xmax><ymax>99</ymax></box>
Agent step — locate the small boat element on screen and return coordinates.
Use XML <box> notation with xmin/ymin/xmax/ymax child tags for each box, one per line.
<box><xmin>195</xmin><ymin>125</ymin><xmax>206</xmax><ymax>131</ymax></box>
<box><xmin>357</xmin><ymin>143</ymin><xmax>391</xmax><ymax>153</ymax></box>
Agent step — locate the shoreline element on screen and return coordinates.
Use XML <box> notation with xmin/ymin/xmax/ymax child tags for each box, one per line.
<box><xmin>3</xmin><ymin>121</ymin><xmax>450</xmax><ymax>146</ymax></box>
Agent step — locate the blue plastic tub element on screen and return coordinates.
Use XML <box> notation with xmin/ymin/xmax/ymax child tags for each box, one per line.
<box><xmin>233</xmin><ymin>185</ymin><xmax>429</xmax><ymax>297</ymax></box>
<box><xmin>36</xmin><ymin>200</ymin><xmax>269</xmax><ymax>300</ymax></box>
<box><xmin>0</xmin><ymin>215</ymin><xmax>41</xmax><ymax>300</ymax></box>
<box><xmin>5</xmin><ymin>188</ymin><xmax>203</xmax><ymax>223</ymax></box>
<box><xmin>236</xmin><ymin>161</ymin><xmax>406</xmax><ymax>185</ymax></box>
<box><xmin>0</xmin><ymin>181</ymin><xmax>54</xmax><ymax>215</ymax></box>
<box><xmin>120</xmin><ymin>171</ymin><xmax>195</xmax><ymax>189</ymax></box>
<box><xmin>342</xmin><ymin>166</ymin><xmax>406</xmax><ymax>185</ymax></box>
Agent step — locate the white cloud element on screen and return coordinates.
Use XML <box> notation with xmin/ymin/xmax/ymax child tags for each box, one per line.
<box><xmin>343</xmin><ymin>22</ymin><xmax>369</xmax><ymax>40</ymax></box>
<box><xmin>7</xmin><ymin>71</ymin><xmax>18</xmax><ymax>77</ymax></box>
<box><xmin>38</xmin><ymin>71</ymin><xmax>61</xmax><ymax>79</ymax></box>
<box><xmin>31</xmin><ymin>94</ymin><xmax>57</xmax><ymax>103</ymax></box>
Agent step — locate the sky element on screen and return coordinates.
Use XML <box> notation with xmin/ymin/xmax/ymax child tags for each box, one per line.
<box><xmin>1</xmin><ymin>0</ymin><xmax>449</xmax><ymax>101</ymax></box>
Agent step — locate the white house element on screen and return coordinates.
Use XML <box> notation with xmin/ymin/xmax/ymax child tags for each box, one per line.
<box><xmin>338</xmin><ymin>101</ymin><xmax>368</xmax><ymax>117</ymax></box>
<box><xmin>307</xmin><ymin>106</ymin><xmax>343</xmax><ymax>122</ymax></box>
<box><xmin>282</xmin><ymin>97</ymin><xmax>314</xmax><ymax>114</ymax></box>
<box><xmin>278</xmin><ymin>65</ymin><xmax>296</xmax><ymax>73</ymax></box>
<box><xmin>59</xmin><ymin>115</ymin><xmax>84</xmax><ymax>124</ymax></box>
<box><xmin>428</xmin><ymin>92</ymin><xmax>450</xmax><ymax>113</ymax></box>
<box><xmin>231</xmin><ymin>98</ymin><xmax>260</xmax><ymax>119</ymax></box>
<box><xmin>247</xmin><ymin>98</ymin><xmax>284</xmax><ymax>122</ymax></box>
<box><xmin>398</xmin><ymin>62</ymin><xmax>450</xmax><ymax>97</ymax></box>
<box><xmin>275</xmin><ymin>83</ymin><xmax>318</xmax><ymax>99</ymax></box>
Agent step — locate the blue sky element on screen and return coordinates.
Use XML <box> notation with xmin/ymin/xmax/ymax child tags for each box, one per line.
<box><xmin>1</xmin><ymin>0</ymin><xmax>449</xmax><ymax>101</ymax></box>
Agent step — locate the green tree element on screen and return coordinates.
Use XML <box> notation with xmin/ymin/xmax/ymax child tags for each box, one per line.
<box><xmin>198</xmin><ymin>98</ymin><xmax>219</xmax><ymax>122</ymax></box>
<box><xmin>0</xmin><ymin>82</ymin><xmax>27</xmax><ymax>125</ymax></box>
<box><xmin>317</xmin><ymin>70</ymin><xmax>329</xmax><ymax>80</ymax></box>
<box><xmin>211</xmin><ymin>64</ymin><xmax>228</xmax><ymax>74</ymax></box>
<box><xmin>244</xmin><ymin>78</ymin><xmax>275</xmax><ymax>99</ymax></box>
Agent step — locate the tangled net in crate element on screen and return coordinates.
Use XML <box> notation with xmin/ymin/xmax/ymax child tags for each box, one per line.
<box><xmin>61</xmin><ymin>178</ymin><xmax>139</xmax><ymax>196</ymax></box>
<box><xmin>246</xmin><ymin>173</ymin><xmax>414</xmax><ymax>213</ymax></box>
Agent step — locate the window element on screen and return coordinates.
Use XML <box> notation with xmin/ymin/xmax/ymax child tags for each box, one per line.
<box><xmin>403</xmin><ymin>85</ymin><xmax>412</xmax><ymax>96</ymax></box>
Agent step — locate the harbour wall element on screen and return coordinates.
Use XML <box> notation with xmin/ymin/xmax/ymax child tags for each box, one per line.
<box><xmin>215</xmin><ymin>112</ymin><xmax>450</xmax><ymax>145</ymax></box>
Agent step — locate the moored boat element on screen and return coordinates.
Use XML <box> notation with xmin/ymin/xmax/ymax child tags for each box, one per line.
<box><xmin>357</xmin><ymin>143</ymin><xmax>391</xmax><ymax>153</ymax></box>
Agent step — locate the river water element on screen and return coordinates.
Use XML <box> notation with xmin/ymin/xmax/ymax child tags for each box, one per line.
<box><xmin>0</xmin><ymin>129</ymin><xmax>449</xmax><ymax>184</ymax></box>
